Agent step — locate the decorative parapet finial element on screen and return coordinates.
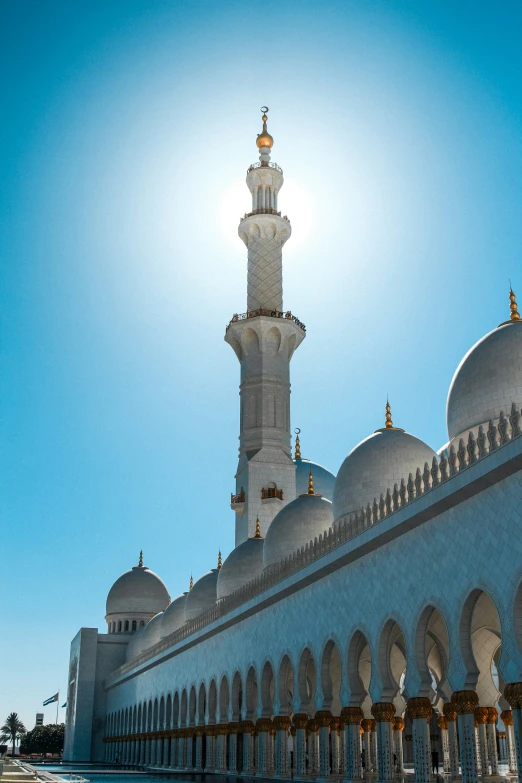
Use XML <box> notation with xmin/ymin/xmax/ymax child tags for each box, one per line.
<box><xmin>385</xmin><ymin>398</ymin><xmax>393</xmax><ymax>429</ymax></box>
<box><xmin>509</xmin><ymin>288</ymin><xmax>520</xmax><ymax>322</ymax></box>
<box><xmin>294</xmin><ymin>428</ymin><xmax>302</xmax><ymax>460</ymax></box>
<box><xmin>308</xmin><ymin>470</ymin><xmax>315</xmax><ymax>495</ymax></box>
<box><xmin>254</xmin><ymin>517</ymin><xmax>262</xmax><ymax>539</ymax></box>
<box><xmin>217</xmin><ymin>550</ymin><xmax>222</xmax><ymax>570</ymax></box>
<box><xmin>138</xmin><ymin>550</ymin><xmax>143</xmax><ymax>568</ymax></box>
<box><xmin>189</xmin><ymin>574</ymin><xmax>193</xmax><ymax>590</ymax></box>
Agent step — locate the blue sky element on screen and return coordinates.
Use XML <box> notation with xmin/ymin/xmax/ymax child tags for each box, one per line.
<box><xmin>1</xmin><ymin>0</ymin><xmax>521</xmax><ymax>729</ymax></box>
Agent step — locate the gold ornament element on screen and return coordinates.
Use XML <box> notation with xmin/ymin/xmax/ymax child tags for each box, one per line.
<box><xmin>393</xmin><ymin>717</ymin><xmax>405</xmax><ymax>732</ymax></box>
<box><xmin>138</xmin><ymin>550</ymin><xmax>143</xmax><ymax>567</ymax></box>
<box><xmin>500</xmin><ymin>709</ymin><xmax>514</xmax><ymax>726</ymax></box>
<box><xmin>294</xmin><ymin>428</ymin><xmax>302</xmax><ymax>460</ymax></box>
<box><xmin>504</xmin><ymin>683</ymin><xmax>522</xmax><ymax>710</ymax></box>
<box><xmin>315</xmin><ymin>710</ymin><xmax>332</xmax><ymax>728</ymax></box>
<box><xmin>406</xmin><ymin>697</ymin><xmax>432</xmax><ymax>721</ymax></box>
<box><xmin>217</xmin><ymin>550</ymin><xmax>222</xmax><ymax>569</ymax></box>
<box><xmin>487</xmin><ymin>707</ymin><xmax>498</xmax><ymax>724</ymax></box>
<box><xmin>341</xmin><ymin>707</ymin><xmax>364</xmax><ymax>725</ymax></box>
<box><xmin>256</xmin><ymin>107</ymin><xmax>274</xmax><ymax>150</ymax></box>
<box><xmin>452</xmin><ymin>690</ymin><xmax>479</xmax><ymax>715</ymax></box>
<box><xmin>273</xmin><ymin>716</ymin><xmax>291</xmax><ymax>730</ymax></box>
<box><xmin>361</xmin><ymin>719</ymin><xmax>373</xmax><ymax>732</ymax></box>
<box><xmin>371</xmin><ymin>702</ymin><xmax>396</xmax><ymax>723</ymax></box>
<box><xmin>437</xmin><ymin>716</ymin><xmax>448</xmax><ymax>731</ymax></box>
<box><xmin>292</xmin><ymin>713</ymin><xmax>309</xmax><ymax>730</ymax></box>
<box><xmin>474</xmin><ymin>707</ymin><xmax>489</xmax><ymax>725</ymax></box>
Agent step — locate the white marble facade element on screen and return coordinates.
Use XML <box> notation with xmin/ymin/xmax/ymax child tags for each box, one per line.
<box><xmin>64</xmin><ymin>111</ymin><xmax>522</xmax><ymax>782</ymax></box>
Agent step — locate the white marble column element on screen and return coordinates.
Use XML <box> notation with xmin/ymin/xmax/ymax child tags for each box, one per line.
<box><xmin>256</xmin><ymin>719</ymin><xmax>273</xmax><ymax>775</ymax></box>
<box><xmin>443</xmin><ymin>704</ymin><xmax>460</xmax><ymax>780</ymax></box>
<box><xmin>331</xmin><ymin>719</ymin><xmax>341</xmax><ymax>775</ymax></box>
<box><xmin>437</xmin><ymin>717</ymin><xmax>450</xmax><ymax>773</ymax></box>
<box><xmin>228</xmin><ymin>724</ymin><xmax>239</xmax><ymax>773</ymax></box>
<box><xmin>205</xmin><ymin>729</ymin><xmax>216</xmax><ymax>772</ymax></box>
<box><xmin>393</xmin><ymin>717</ymin><xmax>405</xmax><ymax>774</ymax></box>
<box><xmin>486</xmin><ymin>708</ymin><xmax>499</xmax><ymax>775</ymax></box>
<box><xmin>475</xmin><ymin>710</ymin><xmax>489</xmax><ymax>776</ymax></box>
<box><xmin>453</xmin><ymin>692</ymin><xmax>479</xmax><ymax>783</ymax></box>
<box><xmin>371</xmin><ymin>703</ymin><xmax>396</xmax><ymax>782</ymax></box>
<box><xmin>361</xmin><ymin>719</ymin><xmax>372</xmax><ymax>773</ymax></box>
<box><xmin>370</xmin><ymin>720</ymin><xmax>378</xmax><ymax>776</ymax></box>
<box><xmin>293</xmin><ymin>715</ymin><xmax>308</xmax><ymax>779</ymax></box>
<box><xmin>342</xmin><ymin>712</ymin><xmax>363</xmax><ymax>783</ymax></box>
<box><xmin>316</xmin><ymin>711</ymin><xmax>332</xmax><ymax>778</ymax></box>
<box><xmin>339</xmin><ymin>720</ymin><xmax>346</xmax><ymax>776</ymax></box>
<box><xmin>274</xmin><ymin>717</ymin><xmax>291</xmax><ymax>776</ymax></box>
<box><xmin>505</xmin><ymin>686</ymin><xmax>522</xmax><ymax>782</ymax></box>
<box><xmin>177</xmin><ymin>732</ymin><xmax>185</xmax><ymax>769</ymax></box>
<box><xmin>407</xmin><ymin>697</ymin><xmax>432</xmax><ymax>783</ymax></box>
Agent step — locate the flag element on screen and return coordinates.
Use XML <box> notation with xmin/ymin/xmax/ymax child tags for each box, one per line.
<box><xmin>43</xmin><ymin>693</ymin><xmax>59</xmax><ymax>706</ymax></box>
<box><xmin>61</xmin><ymin>703</ymin><xmax>67</xmax><ymax>708</ymax></box>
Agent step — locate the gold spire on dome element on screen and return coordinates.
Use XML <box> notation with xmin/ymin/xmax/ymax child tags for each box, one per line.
<box><xmin>385</xmin><ymin>399</ymin><xmax>393</xmax><ymax>429</ymax></box>
<box><xmin>217</xmin><ymin>550</ymin><xmax>222</xmax><ymax>570</ymax></box>
<box><xmin>294</xmin><ymin>428</ymin><xmax>302</xmax><ymax>460</ymax></box>
<box><xmin>509</xmin><ymin>288</ymin><xmax>521</xmax><ymax>321</ymax></box>
<box><xmin>256</xmin><ymin>106</ymin><xmax>274</xmax><ymax>149</ymax></box>
<box><xmin>138</xmin><ymin>550</ymin><xmax>143</xmax><ymax>568</ymax></box>
<box><xmin>308</xmin><ymin>470</ymin><xmax>315</xmax><ymax>495</ymax></box>
<box><xmin>254</xmin><ymin>517</ymin><xmax>262</xmax><ymax>539</ymax></box>
<box><xmin>189</xmin><ymin>574</ymin><xmax>193</xmax><ymax>590</ymax></box>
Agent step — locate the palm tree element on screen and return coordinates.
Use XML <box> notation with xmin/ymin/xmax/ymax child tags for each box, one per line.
<box><xmin>0</xmin><ymin>713</ymin><xmax>26</xmax><ymax>757</ymax></box>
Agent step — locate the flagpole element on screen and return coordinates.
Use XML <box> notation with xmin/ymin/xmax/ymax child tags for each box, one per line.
<box><xmin>56</xmin><ymin>691</ymin><xmax>59</xmax><ymax>724</ymax></box>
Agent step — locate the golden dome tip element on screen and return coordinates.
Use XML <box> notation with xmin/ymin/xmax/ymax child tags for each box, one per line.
<box><xmin>256</xmin><ymin>105</ymin><xmax>274</xmax><ymax>149</ymax></box>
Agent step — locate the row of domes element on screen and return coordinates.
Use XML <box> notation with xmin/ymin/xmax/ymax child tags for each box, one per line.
<box><xmin>107</xmin><ymin>294</ymin><xmax>522</xmax><ymax>662</ymax></box>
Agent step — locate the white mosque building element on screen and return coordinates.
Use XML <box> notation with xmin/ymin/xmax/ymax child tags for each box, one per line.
<box><xmin>63</xmin><ymin>110</ymin><xmax>522</xmax><ymax>783</ymax></box>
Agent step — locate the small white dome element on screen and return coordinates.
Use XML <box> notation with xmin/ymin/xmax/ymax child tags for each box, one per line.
<box><xmin>161</xmin><ymin>592</ymin><xmax>188</xmax><ymax>637</ymax></box>
<box><xmin>183</xmin><ymin>570</ymin><xmax>218</xmax><ymax>623</ymax></box>
<box><xmin>139</xmin><ymin>611</ymin><xmax>164</xmax><ymax>648</ymax></box>
<box><xmin>106</xmin><ymin>565</ymin><xmax>170</xmax><ymax>617</ymax></box>
<box><xmin>217</xmin><ymin>538</ymin><xmax>264</xmax><ymax>600</ymax></box>
<box><xmin>126</xmin><ymin>626</ymin><xmax>147</xmax><ymax>662</ymax></box>
<box><xmin>447</xmin><ymin>321</ymin><xmax>522</xmax><ymax>441</ymax></box>
<box><xmin>295</xmin><ymin>458</ymin><xmax>336</xmax><ymax>501</ymax></box>
<box><xmin>333</xmin><ymin>428</ymin><xmax>437</xmax><ymax>523</ymax></box>
<box><xmin>263</xmin><ymin>493</ymin><xmax>334</xmax><ymax>571</ymax></box>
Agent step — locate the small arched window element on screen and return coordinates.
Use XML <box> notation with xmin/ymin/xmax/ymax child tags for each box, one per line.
<box><xmin>124</xmin><ymin>620</ymin><xmax>129</xmax><ymax>632</ymax></box>
<box><xmin>132</xmin><ymin>620</ymin><xmax>137</xmax><ymax>632</ymax></box>
<box><xmin>118</xmin><ymin>620</ymin><xmax>122</xmax><ymax>632</ymax></box>
<box><xmin>140</xmin><ymin>620</ymin><xmax>145</xmax><ymax>628</ymax></box>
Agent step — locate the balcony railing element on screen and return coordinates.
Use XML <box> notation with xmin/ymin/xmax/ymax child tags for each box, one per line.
<box><xmin>261</xmin><ymin>487</ymin><xmax>283</xmax><ymax>500</ymax></box>
<box><xmin>226</xmin><ymin>309</ymin><xmax>306</xmax><ymax>333</ymax></box>
<box><xmin>247</xmin><ymin>161</ymin><xmax>283</xmax><ymax>174</ymax></box>
<box><xmin>231</xmin><ymin>489</ymin><xmax>245</xmax><ymax>504</ymax></box>
<box><xmin>240</xmin><ymin>209</ymin><xmax>289</xmax><ymax>221</ymax></box>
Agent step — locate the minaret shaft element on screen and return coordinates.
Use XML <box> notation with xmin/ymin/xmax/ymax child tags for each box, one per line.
<box><xmin>225</xmin><ymin>109</ymin><xmax>305</xmax><ymax>546</ymax></box>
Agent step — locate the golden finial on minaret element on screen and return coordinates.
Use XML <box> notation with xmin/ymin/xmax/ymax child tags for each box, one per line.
<box><xmin>217</xmin><ymin>550</ymin><xmax>222</xmax><ymax>570</ymax></box>
<box><xmin>294</xmin><ymin>428</ymin><xmax>302</xmax><ymax>460</ymax></box>
<box><xmin>308</xmin><ymin>470</ymin><xmax>315</xmax><ymax>495</ymax></box>
<box><xmin>189</xmin><ymin>574</ymin><xmax>193</xmax><ymax>590</ymax></box>
<box><xmin>254</xmin><ymin>517</ymin><xmax>262</xmax><ymax>539</ymax></box>
<box><xmin>138</xmin><ymin>550</ymin><xmax>143</xmax><ymax>568</ymax></box>
<box><xmin>385</xmin><ymin>398</ymin><xmax>393</xmax><ymax>429</ymax></box>
<box><xmin>256</xmin><ymin>106</ymin><xmax>274</xmax><ymax>149</ymax></box>
<box><xmin>509</xmin><ymin>287</ymin><xmax>520</xmax><ymax>321</ymax></box>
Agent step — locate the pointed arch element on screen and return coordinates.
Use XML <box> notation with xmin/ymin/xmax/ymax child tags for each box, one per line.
<box><xmin>198</xmin><ymin>682</ymin><xmax>206</xmax><ymax>725</ymax></box>
<box><xmin>298</xmin><ymin>647</ymin><xmax>317</xmax><ymax>715</ymax></box>
<box><xmin>180</xmin><ymin>689</ymin><xmax>188</xmax><ymax>727</ymax></box>
<box><xmin>460</xmin><ymin>588</ymin><xmax>502</xmax><ymax>702</ymax></box>
<box><xmin>321</xmin><ymin>639</ymin><xmax>342</xmax><ymax>713</ymax></box>
<box><xmin>231</xmin><ymin>671</ymin><xmax>243</xmax><ymax>721</ymax></box>
<box><xmin>208</xmin><ymin>679</ymin><xmax>217</xmax><ymax>724</ymax></box>
<box><xmin>261</xmin><ymin>660</ymin><xmax>275</xmax><ymax>717</ymax></box>
<box><xmin>245</xmin><ymin>666</ymin><xmax>258</xmax><ymax>721</ymax></box>
<box><xmin>278</xmin><ymin>655</ymin><xmax>294</xmax><ymax>716</ymax></box>
<box><xmin>378</xmin><ymin>619</ymin><xmax>407</xmax><ymax>705</ymax></box>
<box><xmin>219</xmin><ymin>675</ymin><xmax>230</xmax><ymax>722</ymax></box>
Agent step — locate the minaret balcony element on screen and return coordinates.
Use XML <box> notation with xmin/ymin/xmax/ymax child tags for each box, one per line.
<box><xmin>226</xmin><ymin>309</ymin><xmax>306</xmax><ymax>333</ymax></box>
<box><xmin>247</xmin><ymin>161</ymin><xmax>283</xmax><ymax>174</ymax></box>
<box><xmin>240</xmin><ymin>208</ymin><xmax>289</xmax><ymax>220</ymax></box>
<box><xmin>231</xmin><ymin>489</ymin><xmax>246</xmax><ymax>513</ymax></box>
<box><xmin>261</xmin><ymin>486</ymin><xmax>284</xmax><ymax>501</ymax></box>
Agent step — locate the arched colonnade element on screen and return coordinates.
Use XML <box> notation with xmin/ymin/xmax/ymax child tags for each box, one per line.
<box><xmin>104</xmin><ymin>588</ymin><xmax>522</xmax><ymax>783</ymax></box>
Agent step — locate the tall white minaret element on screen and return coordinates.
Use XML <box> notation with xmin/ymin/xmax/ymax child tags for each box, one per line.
<box><xmin>225</xmin><ymin>108</ymin><xmax>306</xmax><ymax>545</ymax></box>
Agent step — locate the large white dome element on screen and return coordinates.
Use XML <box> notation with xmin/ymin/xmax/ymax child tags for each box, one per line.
<box><xmin>161</xmin><ymin>592</ymin><xmax>188</xmax><ymax>637</ymax></box>
<box><xmin>447</xmin><ymin>321</ymin><xmax>522</xmax><ymax>442</ymax></box>
<box><xmin>263</xmin><ymin>492</ymin><xmax>334</xmax><ymax>571</ymax></box>
<box><xmin>183</xmin><ymin>569</ymin><xmax>219</xmax><ymax>623</ymax></box>
<box><xmin>295</xmin><ymin>458</ymin><xmax>336</xmax><ymax>501</ymax></box>
<box><xmin>106</xmin><ymin>565</ymin><xmax>170</xmax><ymax>616</ymax></box>
<box><xmin>217</xmin><ymin>537</ymin><xmax>264</xmax><ymax>600</ymax></box>
<box><xmin>333</xmin><ymin>428</ymin><xmax>436</xmax><ymax>523</ymax></box>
